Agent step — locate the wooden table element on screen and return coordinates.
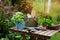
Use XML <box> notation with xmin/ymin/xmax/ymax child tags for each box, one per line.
<box><xmin>10</xmin><ymin>27</ymin><xmax>59</xmax><ymax>40</ymax></box>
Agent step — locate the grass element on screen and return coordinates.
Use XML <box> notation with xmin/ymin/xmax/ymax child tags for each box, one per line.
<box><xmin>50</xmin><ymin>32</ymin><xmax>60</xmax><ymax>40</ymax></box>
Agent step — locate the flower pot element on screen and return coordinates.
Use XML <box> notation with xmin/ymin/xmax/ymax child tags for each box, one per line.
<box><xmin>46</xmin><ymin>25</ymin><xmax>59</xmax><ymax>30</ymax></box>
<box><xmin>15</xmin><ymin>21</ymin><xmax>25</xmax><ymax>30</ymax></box>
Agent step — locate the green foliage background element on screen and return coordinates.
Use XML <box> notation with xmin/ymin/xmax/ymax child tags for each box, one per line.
<box><xmin>32</xmin><ymin>0</ymin><xmax>44</xmax><ymax>16</ymax></box>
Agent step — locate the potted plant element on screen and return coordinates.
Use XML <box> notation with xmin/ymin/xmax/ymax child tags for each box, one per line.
<box><xmin>38</xmin><ymin>17</ymin><xmax>47</xmax><ymax>30</ymax></box>
<box><xmin>45</xmin><ymin>18</ymin><xmax>59</xmax><ymax>30</ymax></box>
<box><xmin>38</xmin><ymin>17</ymin><xmax>46</xmax><ymax>26</ymax></box>
<box><xmin>38</xmin><ymin>16</ymin><xmax>59</xmax><ymax>30</ymax></box>
<box><xmin>11</xmin><ymin>12</ymin><xmax>25</xmax><ymax>30</ymax></box>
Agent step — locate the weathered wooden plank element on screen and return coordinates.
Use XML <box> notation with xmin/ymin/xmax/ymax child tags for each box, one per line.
<box><xmin>39</xmin><ymin>30</ymin><xmax>50</xmax><ymax>34</ymax></box>
<box><xmin>48</xmin><ymin>30</ymin><xmax>58</xmax><ymax>36</ymax></box>
<box><xmin>34</xmin><ymin>30</ymin><xmax>42</xmax><ymax>33</ymax></box>
<box><xmin>43</xmin><ymin>30</ymin><xmax>54</xmax><ymax>36</ymax></box>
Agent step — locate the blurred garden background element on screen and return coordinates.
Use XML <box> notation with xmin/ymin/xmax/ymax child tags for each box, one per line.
<box><xmin>0</xmin><ymin>0</ymin><xmax>60</xmax><ymax>40</ymax></box>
